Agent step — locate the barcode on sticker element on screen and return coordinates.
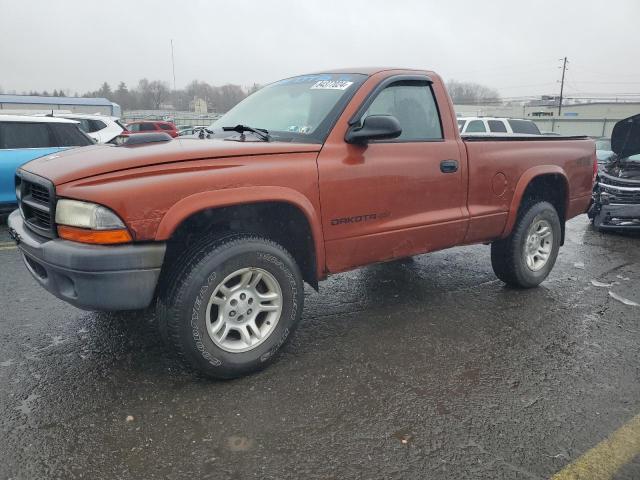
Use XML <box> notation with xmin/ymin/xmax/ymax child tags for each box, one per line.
<box><xmin>310</xmin><ymin>80</ymin><xmax>354</xmax><ymax>90</ymax></box>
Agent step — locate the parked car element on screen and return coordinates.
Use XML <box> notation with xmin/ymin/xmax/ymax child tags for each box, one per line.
<box><xmin>458</xmin><ymin>117</ymin><xmax>541</xmax><ymax>135</ymax></box>
<box><xmin>52</xmin><ymin>113</ymin><xmax>125</xmax><ymax>144</ymax></box>
<box><xmin>119</xmin><ymin>121</ymin><xmax>179</xmax><ymax>141</ymax></box>
<box><xmin>588</xmin><ymin>115</ymin><xmax>640</xmax><ymax>230</ymax></box>
<box><xmin>0</xmin><ymin>115</ymin><xmax>92</xmax><ymax>213</ymax></box>
<box><xmin>8</xmin><ymin>68</ymin><xmax>595</xmax><ymax>379</ymax></box>
<box><xmin>178</xmin><ymin>126</ymin><xmax>209</xmax><ymax>136</ymax></box>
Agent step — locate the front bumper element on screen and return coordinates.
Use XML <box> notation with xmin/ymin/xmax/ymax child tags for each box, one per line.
<box><xmin>591</xmin><ymin>202</ymin><xmax>640</xmax><ymax>230</ymax></box>
<box><xmin>7</xmin><ymin>210</ymin><xmax>166</xmax><ymax>311</ymax></box>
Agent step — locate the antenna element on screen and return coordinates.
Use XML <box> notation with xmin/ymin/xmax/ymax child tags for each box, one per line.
<box><xmin>171</xmin><ymin>39</ymin><xmax>176</xmax><ymax>91</ymax></box>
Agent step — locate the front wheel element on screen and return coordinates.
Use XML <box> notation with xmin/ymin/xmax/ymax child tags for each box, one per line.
<box><xmin>156</xmin><ymin>234</ymin><xmax>304</xmax><ymax>379</ymax></box>
<box><xmin>491</xmin><ymin>201</ymin><xmax>561</xmax><ymax>288</ymax></box>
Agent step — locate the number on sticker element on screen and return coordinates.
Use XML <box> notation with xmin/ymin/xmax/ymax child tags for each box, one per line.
<box><xmin>310</xmin><ymin>80</ymin><xmax>354</xmax><ymax>90</ymax></box>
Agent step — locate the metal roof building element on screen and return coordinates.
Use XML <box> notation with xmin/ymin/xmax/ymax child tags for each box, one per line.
<box><xmin>0</xmin><ymin>94</ymin><xmax>121</xmax><ymax>117</ymax></box>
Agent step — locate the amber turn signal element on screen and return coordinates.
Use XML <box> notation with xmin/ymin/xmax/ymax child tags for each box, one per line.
<box><xmin>57</xmin><ymin>225</ymin><xmax>133</xmax><ymax>245</ymax></box>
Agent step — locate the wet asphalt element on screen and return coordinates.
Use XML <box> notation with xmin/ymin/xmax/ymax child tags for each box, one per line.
<box><xmin>0</xmin><ymin>214</ymin><xmax>638</xmax><ymax>480</ymax></box>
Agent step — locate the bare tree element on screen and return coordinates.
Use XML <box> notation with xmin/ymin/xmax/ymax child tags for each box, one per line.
<box><xmin>446</xmin><ymin>80</ymin><xmax>501</xmax><ymax>104</ymax></box>
<box><xmin>148</xmin><ymin>81</ymin><xmax>170</xmax><ymax>109</ymax></box>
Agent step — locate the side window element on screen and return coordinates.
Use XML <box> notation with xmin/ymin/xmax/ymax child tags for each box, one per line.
<box><xmin>488</xmin><ymin>120</ymin><xmax>507</xmax><ymax>133</ymax></box>
<box><xmin>159</xmin><ymin>124</ymin><xmax>173</xmax><ymax>131</ymax></box>
<box><xmin>69</xmin><ymin>119</ymin><xmax>91</xmax><ymax>132</ymax></box>
<box><xmin>0</xmin><ymin>122</ymin><xmax>53</xmax><ymax>149</ymax></box>
<box><xmin>465</xmin><ymin>120</ymin><xmax>486</xmax><ymax>133</ymax></box>
<box><xmin>508</xmin><ymin>120</ymin><xmax>540</xmax><ymax>135</ymax></box>
<box><xmin>363</xmin><ymin>82</ymin><xmax>442</xmax><ymax>141</ymax></box>
<box><xmin>127</xmin><ymin>124</ymin><xmax>140</xmax><ymax>132</ymax></box>
<box><xmin>88</xmin><ymin>120</ymin><xmax>106</xmax><ymax>132</ymax></box>
<box><xmin>49</xmin><ymin>124</ymin><xmax>93</xmax><ymax>147</ymax></box>
<box><xmin>139</xmin><ymin>123</ymin><xmax>156</xmax><ymax>131</ymax></box>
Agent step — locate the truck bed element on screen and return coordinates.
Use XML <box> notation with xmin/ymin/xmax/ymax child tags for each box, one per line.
<box><xmin>462</xmin><ymin>135</ymin><xmax>589</xmax><ymax>142</ymax></box>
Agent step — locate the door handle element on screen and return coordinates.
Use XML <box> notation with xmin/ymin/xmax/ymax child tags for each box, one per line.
<box><xmin>440</xmin><ymin>159</ymin><xmax>459</xmax><ymax>173</ymax></box>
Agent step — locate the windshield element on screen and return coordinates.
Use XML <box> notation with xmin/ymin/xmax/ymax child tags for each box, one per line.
<box><xmin>211</xmin><ymin>74</ymin><xmax>367</xmax><ymax>143</ymax></box>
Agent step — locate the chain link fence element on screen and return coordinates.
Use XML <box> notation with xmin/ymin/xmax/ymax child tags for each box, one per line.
<box><xmin>122</xmin><ymin>110</ymin><xmax>222</xmax><ymax>128</ymax></box>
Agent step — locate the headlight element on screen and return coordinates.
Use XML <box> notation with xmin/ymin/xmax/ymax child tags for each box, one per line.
<box><xmin>55</xmin><ymin>199</ymin><xmax>132</xmax><ymax>245</ymax></box>
<box><xmin>55</xmin><ymin>199</ymin><xmax>126</xmax><ymax>230</ymax></box>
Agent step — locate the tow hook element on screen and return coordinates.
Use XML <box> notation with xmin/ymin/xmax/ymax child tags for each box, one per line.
<box><xmin>8</xmin><ymin>227</ymin><xmax>21</xmax><ymax>245</ymax></box>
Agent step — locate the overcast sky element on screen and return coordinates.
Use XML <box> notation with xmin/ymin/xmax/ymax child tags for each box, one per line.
<box><xmin>1</xmin><ymin>0</ymin><xmax>639</xmax><ymax>99</ymax></box>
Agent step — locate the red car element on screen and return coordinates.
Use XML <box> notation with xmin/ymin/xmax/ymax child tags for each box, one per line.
<box><xmin>120</xmin><ymin>121</ymin><xmax>179</xmax><ymax>140</ymax></box>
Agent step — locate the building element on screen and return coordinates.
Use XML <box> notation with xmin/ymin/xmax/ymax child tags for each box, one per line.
<box><xmin>190</xmin><ymin>97</ymin><xmax>208</xmax><ymax>114</ymax></box>
<box><xmin>0</xmin><ymin>94</ymin><xmax>121</xmax><ymax>117</ymax></box>
<box><xmin>454</xmin><ymin>101</ymin><xmax>640</xmax><ymax>137</ymax></box>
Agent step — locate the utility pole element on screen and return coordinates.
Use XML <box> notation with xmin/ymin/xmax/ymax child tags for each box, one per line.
<box><xmin>170</xmin><ymin>39</ymin><xmax>176</xmax><ymax>91</ymax></box>
<box><xmin>558</xmin><ymin>56</ymin><xmax>567</xmax><ymax>117</ymax></box>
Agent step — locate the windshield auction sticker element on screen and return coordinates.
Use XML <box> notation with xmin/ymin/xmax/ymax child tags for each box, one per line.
<box><xmin>310</xmin><ymin>80</ymin><xmax>354</xmax><ymax>90</ymax></box>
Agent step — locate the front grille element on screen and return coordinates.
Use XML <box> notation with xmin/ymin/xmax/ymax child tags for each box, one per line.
<box><xmin>599</xmin><ymin>183</ymin><xmax>640</xmax><ymax>205</ymax></box>
<box><xmin>29</xmin><ymin>183</ymin><xmax>50</xmax><ymax>205</ymax></box>
<box><xmin>599</xmin><ymin>174</ymin><xmax>640</xmax><ymax>188</ymax></box>
<box><xmin>15</xmin><ymin>171</ymin><xmax>57</xmax><ymax>239</ymax></box>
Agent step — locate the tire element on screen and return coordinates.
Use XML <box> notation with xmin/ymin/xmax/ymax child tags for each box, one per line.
<box><xmin>491</xmin><ymin>201</ymin><xmax>561</xmax><ymax>288</ymax></box>
<box><xmin>156</xmin><ymin>234</ymin><xmax>304</xmax><ymax>379</ymax></box>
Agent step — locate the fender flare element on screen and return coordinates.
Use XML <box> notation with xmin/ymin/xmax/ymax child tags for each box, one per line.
<box><xmin>154</xmin><ymin>186</ymin><xmax>326</xmax><ymax>278</ymax></box>
<box><xmin>500</xmin><ymin>165</ymin><xmax>570</xmax><ymax>238</ymax></box>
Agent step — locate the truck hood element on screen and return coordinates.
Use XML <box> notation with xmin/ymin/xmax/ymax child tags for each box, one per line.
<box><xmin>604</xmin><ymin>114</ymin><xmax>640</xmax><ymax>180</ymax></box>
<box><xmin>21</xmin><ymin>138</ymin><xmax>321</xmax><ymax>185</ymax></box>
<box><xmin>611</xmin><ymin>113</ymin><xmax>640</xmax><ymax>159</ymax></box>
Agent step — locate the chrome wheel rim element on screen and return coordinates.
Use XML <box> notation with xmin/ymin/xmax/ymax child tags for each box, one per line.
<box><xmin>205</xmin><ymin>267</ymin><xmax>282</xmax><ymax>353</ymax></box>
<box><xmin>524</xmin><ymin>218</ymin><xmax>553</xmax><ymax>272</ymax></box>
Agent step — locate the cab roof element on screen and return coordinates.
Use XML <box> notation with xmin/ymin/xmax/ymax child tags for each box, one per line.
<box><xmin>315</xmin><ymin>67</ymin><xmax>434</xmax><ymax>76</ymax></box>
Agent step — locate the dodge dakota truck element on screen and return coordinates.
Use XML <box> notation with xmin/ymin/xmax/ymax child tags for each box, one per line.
<box><xmin>8</xmin><ymin>68</ymin><xmax>596</xmax><ymax>379</ymax></box>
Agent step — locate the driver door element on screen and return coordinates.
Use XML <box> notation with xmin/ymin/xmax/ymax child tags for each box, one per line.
<box><xmin>317</xmin><ymin>77</ymin><xmax>468</xmax><ymax>272</ymax></box>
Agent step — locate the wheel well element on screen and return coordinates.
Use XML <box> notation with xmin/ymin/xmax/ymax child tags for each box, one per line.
<box><xmin>162</xmin><ymin>202</ymin><xmax>318</xmax><ymax>289</ymax></box>
<box><xmin>519</xmin><ymin>174</ymin><xmax>568</xmax><ymax>244</ymax></box>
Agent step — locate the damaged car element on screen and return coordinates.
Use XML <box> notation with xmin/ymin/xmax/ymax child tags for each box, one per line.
<box><xmin>589</xmin><ymin>114</ymin><xmax>640</xmax><ymax>230</ymax></box>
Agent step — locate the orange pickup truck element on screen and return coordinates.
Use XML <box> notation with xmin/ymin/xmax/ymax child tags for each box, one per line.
<box><xmin>8</xmin><ymin>68</ymin><xmax>596</xmax><ymax>378</ymax></box>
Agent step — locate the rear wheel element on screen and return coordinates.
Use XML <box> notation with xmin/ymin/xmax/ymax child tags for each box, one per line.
<box><xmin>156</xmin><ymin>234</ymin><xmax>304</xmax><ymax>379</ymax></box>
<box><xmin>491</xmin><ymin>201</ymin><xmax>561</xmax><ymax>288</ymax></box>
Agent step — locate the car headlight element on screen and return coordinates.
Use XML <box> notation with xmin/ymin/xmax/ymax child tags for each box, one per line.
<box><xmin>56</xmin><ymin>199</ymin><xmax>125</xmax><ymax>229</ymax></box>
<box><xmin>55</xmin><ymin>199</ymin><xmax>132</xmax><ymax>244</ymax></box>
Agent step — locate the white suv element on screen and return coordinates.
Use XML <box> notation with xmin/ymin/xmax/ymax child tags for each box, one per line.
<box><xmin>43</xmin><ymin>113</ymin><xmax>125</xmax><ymax>143</ymax></box>
<box><xmin>457</xmin><ymin>117</ymin><xmax>541</xmax><ymax>136</ymax></box>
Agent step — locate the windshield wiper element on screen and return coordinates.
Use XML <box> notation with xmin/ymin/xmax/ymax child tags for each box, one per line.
<box><xmin>222</xmin><ymin>124</ymin><xmax>270</xmax><ymax>142</ymax></box>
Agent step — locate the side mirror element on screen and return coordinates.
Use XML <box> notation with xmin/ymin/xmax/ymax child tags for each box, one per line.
<box><xmin>345</xmin><ymin>115</ymin><xmax>402</xmax><ymax>144</ymax></box>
